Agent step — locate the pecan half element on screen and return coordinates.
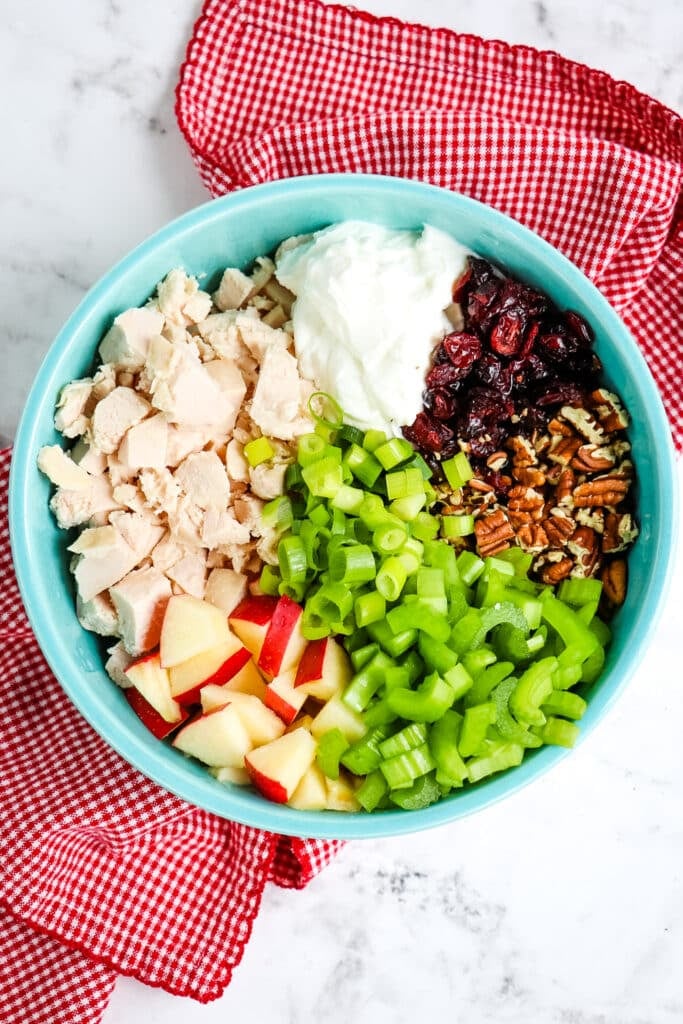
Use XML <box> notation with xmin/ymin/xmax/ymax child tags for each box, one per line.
<box><xmin>548</xmin><ymin>434</ymin><xmax>582</xmax><ymax>466</ymax></box>
<box><xmin>516</xmin><ymin>522</ymin><xmax>549</xmax><ymax>553</ymax></box>
<box><xmin>507</xmin><ymin>485</ymin><xmax>545</xmax><ymax>520</ymax></box>
<box><xmin>589</xmin><ymin>389</ymin><xmax>629</xmax><ymax>432</ymax></box>
<box><xmin>602</xmin><ymin>512</ymin><xmax>639</xmax><ymax>554</ymax></box>
<box><xmin>543</xmin><ymin>507</ymin><xmax>575</xmax><ymax>547</ymax></box>
<box><xmin>571</xmin><ymin>443</ymin><xmax>616</xmax><ymax>473</ymax></box>
<box><xmin>538</xmin><ymin>556</ymin><xmax>573</xmax><ymax>584</ymax></box>
<box><xmin>474</xmin><ymin>508</ymin><xmax>515</xmax><ymax>557</ymax></box>
<box><xmin>555</xmin><ymin>468</ymin><xmax>576</xmax><ymax>506</ymax></box>
<box><xmin>602</xmin><ymin>559</ymin><xmax>627</xmax><ymax>604</ymax></box>
<box><xmin>547</xmin><ymin>418</ymin><xmax>573</xmax><ymax>437</ymax></box>
<box><xmin>573</xmin><ymin>474</ymin><xmax>630</xmax><ymax>508</ymax></box>
<box><xmin>486</xmin><ymin>451</ymin><xmax>509</xmax><ymax>472</ymax></box>
<box><xmin>567</xmin><ymin>526</ymin><xmax>600</xmax><ymax>578</ymax></box>
<box><xmin>560</xmin><ymin>405</ymin><xmax>606</xmax><ymax>444</ymax></box>
<box><xmin>512</xmin><ymin>464</ymin><xmax>546</xmax><ymax>487</ymax></box>
<box><xmin>508</xmin><ymin>435</ymin><xmax>537</xmax><ymax>467</ymax></box>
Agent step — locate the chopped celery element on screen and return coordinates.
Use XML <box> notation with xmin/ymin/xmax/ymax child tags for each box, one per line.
<box><xmin>316</xmin><ymin>728</ymin><xmax>350</xmax><ymax>780</ymax></box>
<box><xmin>379</xmin><ymin>743</ymin><xmax>436</xmax><ymax>789</ymax></box>
<box><xmin>541</xmin><ymin>690</ymin><xmax>587</xmax><ymax>720</ymax></box>
<box><xmin>467</xmin><ymin>741</ymin><xmax>524</xmax><ymax>783</ymax></box>
<box><xmin>429</xmin><ymin>710</ymin><xmax>468</xmax><ymax>788</ymax></box>
<box><xmin>389</xmin><ymin>772</ymin><xmax>441</xmax><ymax>809</ymax></box>
<box><xmin>510</xmin><ymin>657</ymin><xmax>557</xmax><ymax>726</ymax></box>
<box><xmin>464</xmin><ymin>661</ymin><xmax>515</xmax><ymax>707</ymax></box>
<box><xmin>458</xmin><ymin>703</ymin><xmax>497</xmax><ymax>757</ymax></box>
<box><xmin>378</xmin><ymin>723</ymin><xmax>428</xmax><ymax>759</ymax></box>
<box><xmin>540</xmin><ymin>717</ymin><xmax>580</xmax><ymax>748</ymax></box>
<box><xmin>341</xmin><ymin>725</ymin><xmax>392</xmax><ymax>775</ymax></box>
<box><xmin>386</xmin><ymin>673</ymin><xmax>456</xmax><ymax>723</ymax></box>
<box><xmin>356</xmin><ymin>770</ymin><xmax>389</xmax><ymax>811</ymax></box>
<box><xmin>418</xmin><ymin>633</ymin><xmax>458</xmax><ymax>675</ymax></box>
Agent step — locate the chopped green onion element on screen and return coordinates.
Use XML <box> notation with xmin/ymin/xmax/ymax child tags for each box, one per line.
<box><xmin>261</xmin><ymin>495</ymin><xmax>294</xmax><ymax>533</ymax></box>
<box><xmin>354</xmin><ymin>590</ymin><xmax>387</xmax><ymax>629</ymax></box>
<box><xmin>373</xmin><ymin>519</ymin><xmax>408</xmax><ymax>554</ymax></box>
<box><xmin>385</xmin><ymin>467</ymin><xmax>425</xmax><ymax>500</ymax></box>
<box><xmin>330</xmin><ymin>483</ymin><xmax>365</xmax><ymax>514</ymax></box>
<box><xmin>442</xmin><ymin>451</ymin><xmax>474</xmax><ymax>490</ymax></box>
<box><xmin>297</xmin><ymin>432</ymin><xmax>328</xmax><ymax>466</ymax></box>
<box><xmin>411</xmin><ymin>511</ymin><xmax>441</xmax><ymax>542</ymax></box>
<box><xmin>244</xmin><ymin>435</ymin><xmax>275</xmax><ymax>467</ymax></box>
<box><xmin>328</xmin><ymin>543</ymin><xmax>376</xmax><ymax>585</ymax></box>
<box><xmin>259</xmin><ymin>564</ymin><xmax>281</xmax><ymax>596</ymax></box>
<box><xmin>376</xmin><ymin>556</ymin><xmax>408</xmax><ymax>602</ymax></box>
<box><xmin>390</xmin><ymin>493</ymin><xmax>427</xmax><ymax>521</ymax></box>
<box><xmin>278</xmin><ymin>535</ymin><xmax>308</xmax><ymax>583</ymax></box>
<box><xmin>336</xmin><ymin>424</ymin><xmax>365</xmax><ymax>447</ymax></box>
<box><xmin>343</xmin><ymin>444</ymin><xmax>383</xmax><ymax>487</ymax></box>
<box><xmin>350</xmin><ymin>641</ymin><xmax>379</xmax><ymax>671</ymax></box>
<box><xmin>363</xmin><ymin>428</ymin><xmax>388</xmax><ymax>453</ymax></box>
<box><xmin>308</xmin><ymin>391</ymin><xmax>344</xmax><ymax>430</ymax></box>
<box><xmin>441</xmin><ymin>514</ymin><xmax>475</xmax><ymax>538</ymax></box>
<box><xmin>301</xmin><ymin>457</ymin><xmax>344</xmax><ymax>498</ymax></box>
<box><xmin>374</xmin><ymin>437</ymin><xmax>414</xmax><ymax>470</ymax></box>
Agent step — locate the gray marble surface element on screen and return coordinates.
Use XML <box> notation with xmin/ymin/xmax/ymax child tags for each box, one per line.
<box><xmin>2</xmin><ymin>1</ymin><xmax>682</xmax><ymax>1022</ymax></box>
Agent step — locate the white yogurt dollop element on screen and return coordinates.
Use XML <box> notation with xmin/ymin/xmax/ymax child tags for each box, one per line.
<box><xmin>275</xmin><ymin>221</ymin><xmax>471</xmax><ymax>433</ymax></box>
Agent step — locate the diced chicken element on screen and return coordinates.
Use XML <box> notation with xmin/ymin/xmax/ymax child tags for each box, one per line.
<box><xmin>164</xmin><ymin>424</ymin><xmax>211</xmax><ymax>468</ymax></box>
<box><xmin>71</xmin><ymin>439</ymin><xmax>107</xmax><ymax>476</ymax></box>
<box><xmin>201</xmin><ymin>507</ymin><xmax>250</xmax><ymax>549</ymax></box>
<box><xmin>248</xmin><ymin>460</ymin><xmax>288</xmax><ymax>500</ymax></box>
<box><xmin>105</xmin><ymin>641</ymin><xmax>133</xmax><ymax>688</ymax></box>
<box><xmin>165</xmin><ymin>496</ymin><xmax>204</xmax><ymax>548</ymax></box>
<box><xmin>164</xmin><ymin>548</ymin><xmax>207</xmax><ymax>598</ymax></box>
<box><xmin>108</xmin><ymin>511</ymin><xmax>165</xmax><ymax>559</ymax></box>
<box><xmin>49</xmin><ymin>476</ymin><xmax>121</xmax><ymax>530</ymax></box>
<box><xmin>109</xmin><ymin>566</ymin><xmax>172</xmax><ymax>656</ymax></box>
<box><xmin>233</xmin><ymin>494</ymin><xmax>265</xmax><ymax>535</ymax></box>
<box><xmin>106</xmin><ymin>454</ymin><xmax>137</xmax><ymax>487</ymax></box>
<box><xmin>139</xmin><ymin>467</ymin><xmax>181</xmax><ymax>516</ymax></box>
<box><xmin>89</xmin><ymin>363</ymin><xmax>117</xmax><ymax>406</ymax></box>
<box><xmin>237</xmin><ymin>316</ymin><xmax>290</xmax><ymax>362</ymax></box>
<box><xmin>249</xmin><ymin>346</ymin><xmax>314</xmax><ymax>439</ymax></box>
<box><xmin>76</xmin><ymin>591</ymin><xmax>120</xmax><ymax>638</ymax></box>
<box><xmin>213</xmin><ymin>267</ymin><xmax>253</xmax><ymax>311</ymax></box>
<box><xmin>91</xmin><ymin>386</ymin><xmax>151</xmax><ymax>455</ymax></box>
<box><xmin>204</xmin><ymin>359</ymin><xmax>247</xmax><ymax>435</ymax></box>
<box><xmin>154</xmin><ymin>269</ymin><xmax>211</xmax><ymax>327</ymax></box>
<box><xmin>196</xmin><ymin>311</ymin><xmax>258</xmax><ymax>378</ymax></box>
<box><xmin>218</xmin><ymin>539</ymin><xmax>258</xmax><ymax>574</ymax></box>
<box><xmin>256</xmin><ymin>531</ymin><xmax>280</xmax><ymax>566</ymax></box>
<box><xmin>150</xmin><ymin>531</ymin><xmax>187</xmax><ymax>573</ymax></box>
<box><xmin>174</xmin><ymin>450</ymin><xmax>230</xmax><ymax>510</ymax></box>
<box><xmin>226</xmin><ymin>438</ymin><xmax>249</xmax><ymax>482</ymax></box>
<box><xmin>98</xmin><ymin>307</ymin><xmax>164</xmax><ymax>370</ymax></box>
<box><xmin>204</xmin><ymin>567</ymin><xmax>248</xmax><ymax>614</ymax></box>
<box><xmin>54</xmin><ymin>379</ymin><xmax>92</xmax><ymax>438</ymax></box>
<box><xmin>111</xmin><ymin>483</ymin><xmax>148</xmax><ymax>514</ymax></box>
<box><xmin>145</xmin><ymin>335</ymin><xmax>233</xmax><ymax>430</ymax></box>
<box><xmin>118</xmin><ymin>412</ymin><xmax>168</xmax><ymax>470</ymax></box>
<box><xmin>38</xmin><ymin>445</ymin><xmax>92</xmax><ymax>490</ymax></box>
<box><xmin>161</xmin><ymin>321</ymin><xmax>191</xmax><ymax>346</ymax></box>
<box><xmin>68</xmin><ymin>525</ymin><xmax>139</xmax><ymax>603</ymax></box>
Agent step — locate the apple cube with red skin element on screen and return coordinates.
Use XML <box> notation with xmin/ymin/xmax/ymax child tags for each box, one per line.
<box><xmin>264</xmin><ymin>670</ymin><xmax>308</xmax><ymax>725</ymax></box>
<box><xmin>245</xmin><ymin>727</ymin><xmax>317</xmax><ymax>804</ymax></box>
<box><xmin>168</xmin><ymin>639</ymin><xmax>250</xmax><ymax>706</ymax></box>
<box><xmin>199</xmin><ymin>687</ymin><xmax>285</xmax><ymax>745</ymax></box>
<box><xmin>228</xmin><ymin>595</ymin><xmax>278</xmax><ymax>661</ymax></box>
<box><xmin>219</xmin><ymin>659</ymin><xmax>267</xmax><ymax>700</ymax></box>
<box><xmin>124</xmin><ymin>651</ymin><xmax>183</xmax><ymax>724</ymax></box>
<box><xmin>125</xmin><ymin>686</ymin><xmax>189</xmax><ymax>739</ymax></box>
<box><xmin>160</xmin><ymin>595</ymin><xmax>232</xmax><ymax>668</ymax></box>
<box><xmin>294</xmin><ymin>636</ymin><xmax>351</xmax><ymax>701</ymax></box>
<box><xmin>258</xmin><ymin>595</ymin><xmax>308</xmax><ymax>679</ymax></box>
<box><xmin>288</xmin><ymin>763</ymin><xmax>328</xmax><ymax>810</ymax></box>
<box><xmin>172</xmin><ymin>703</ymin><xmax>252</xmax><ymax>768</ymax></box>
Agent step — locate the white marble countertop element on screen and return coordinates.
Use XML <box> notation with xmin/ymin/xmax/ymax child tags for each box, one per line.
<box><xmin>3</xmin><ymin>1</ymin><xmax>682</xmax><ymax>1021</ymax></box>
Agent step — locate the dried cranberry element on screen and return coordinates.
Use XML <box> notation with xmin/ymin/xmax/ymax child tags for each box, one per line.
<box><xmin>433</xmin><ymin>344</ymin><xmax>452</xmax><ymax>365</ymax></box>
<box><xmin>442</xmin><ymin>332</ymin><xmax>482</xmax><ymax>376</ymax></box>
<box><xmin>518</xmin><ymin>320</ymin><xmax>540</xmax><ymax>359</ymax></box>
<box><xmin>403</xmin><ymin>412</ymin><xmax>453</xmax><ymax>454</ymax></box>
<box><xmin>564</xmin><ymin>310</ymin><xmax>593</xmax><ymax>346</ymax></box>
<box><xmin>534</xmin><ymin>380</ymin><xmax>586</xmax><ymax>407</ymax></box>
<box><xmin>462</xmin><ymin>388</ymin><xmax>514</xmax><ymax>436</ymax></box>
<box><xmin>474</xmin><ymin>354</ymin><xmax>513</xmax><ymax>395</ymax></box>
<box><xmin>467</xmin><ymin>424</ymin><xmax>507</xmax><ymax>458</ymax></box>
<box><xmin>509</xmin><ymin>353</ymin><xmax>551</xmax><ymax>390</ymax></box>
<box><xmin>483</xmin><ymin>471</ymin><xmax>511</xmax><ymax>496</ymax></box>
<box><xmin>489</xmin><ymin>307</ymin><xmax>528</xmax><ymax>356</ymax></box>
<box><xmin>452</xmin><ymin>265</ymin><xmax>472</xmax><ymax>304</ymax></box>
<box><xmin>425</xmin><ymin>362</ymin><xmax>463</xmax><ymax>389</ymax></box>
<box><xmin>427</xmin><ymin>388</ymin><xmax>458</xmax><ymax>420</ymax></box>
<box><xmin>537</xmin><ymin>329</ymin><xmax>581</xmax><ymax>366</ymax></box>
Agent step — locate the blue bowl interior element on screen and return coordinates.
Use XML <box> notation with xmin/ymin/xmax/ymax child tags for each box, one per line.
<box><xmin>9</xmin><ymin>174</ymin><xmax>678</xmax><ymax>839</ymax></box>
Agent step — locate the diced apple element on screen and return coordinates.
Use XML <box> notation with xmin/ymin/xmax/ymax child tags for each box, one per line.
<box><xmin>264</xmin><ymin>669</ymin><xmax>308</xmax><ymax>725</ymax></box>
<box><xmin>160</xmin><ymin>595</ymin><xmax>232</xmax><ymax>668</ymax></box>
<box><xmin>285</xmin><ymin>713</ymin><xmax>315</xmax><ymax>734</ymax></box>
<box><xmin>310</xmin><ymin>695</ymin><xmax>367</xmax><ymax>743</ymax></box>
<box><xmin>229</xmin><ymin>595</ymin><xmax>278</xmax><ymax>660</ymax></box>
<box><xmin>245</xmin><ymin>727</ymin><xmax>317</xmax><ymax>804</ymax></box>
<box><xmin>199</xmin><ymin>688</ymin><xmax>285</xmax><ymax>745</ymax></box>
<box><xmin>124</xmin><ymin>651</ymin><xmax>183</xmax><ymax>724</ymax></box>
<box><xmin>258</xmin><ymin>595</ymin><xmax>307</xmax><ymax>679</ymax></box>
<box><xmin>294</xmin><ymin>636</ymin><xmax>351</xmax><ymax>701</ymax></box>
<box><xmin>210</xmin><ymin>764</ymin><xmax>251</xmax><ymax>786</ymax></box>
<box><xmin>219</xmin><ymin>658</ymin><xmax>267</xmax><ymax>700</ymax></box>
<box><xmin>125</xmin><ymin>686</ymin><xmax>189</xmax><ymax>739</ymax></box>
<box><xmin>168</xmin><ymin>638</ymin><xmax>250</xmax><ymax>706</ymax></box>
<box><xmin>326</xmin><ymin>774</ymin><xmax>361</xmax><ymax>812</ymax></box>
<box><xmin>288</xmin><ymin>764</ymin><xmax>328</xmax><ymax>810</ymax></box>
<box><xmin>204</xmin><ymin>568</ymin><xmax>248</xmax><ymax>615</ymax></box>
<box><xmin>172</xmin><ymin>704</ymin><xmax>252</xmax><ymax>767</ymax></box>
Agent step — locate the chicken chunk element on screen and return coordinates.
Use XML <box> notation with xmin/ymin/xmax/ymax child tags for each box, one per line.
<box><xmin>76</xmin><ymin>591</ymin><xmax>120</xmax><ymax>638</ymax></box>
<box><xmin>109</xmin><ymin>566</ymin><xmax>172</xmax><ymax>656</ymax></box>
<box><xmin>204</xmin><ymin>568</ymin><xmax>248</xmax><ymax>615</ymax></box>
<box><xmin>213</xmin><ymin>267</ymin><xmax>253</xmax><ymax>311</ymax></box>
<box><xmin>249</xmin><ymin>346</ymin><xmax>313</xmax><ymax>439</ymax></box>
<box><xmin>145</xmin><ymin>335</ymin><xmax>232</xmax><ymax>430</ymax></box>
<box><xmin>248</xmin><ymin>460</ymin><xmax>289</xmax><ymax>500</ymax></box>
<box><xmin>68</xmin><ymin>519</ymin><xmax>161</xmax><ymax>604</ymax></box>
<box><xmin>154</xmin><ymin>269</ymin><xmax>212</xmax><ymax>326</ymax></box>
<box><xmin>174</xmin><ymin>450</ymin><xmax>230</xmax><ymax>510</ymax></box>
<box><xmin>71</xmin><ymin>439</ymin><xmax>107</xmax><ymax>476</ymax></box>
<box><xmin>98</xmin><ymin>307</ymin><xmax>164</xmax><ymax>370</ymax></box>
<box><xmin>105</xmin><ymin>641</ymin><xmax>133</xmax><ymax>688</ymax></box>
<box><xmin>91</xmin><ymin>386</ymin><xmax>151</xmax><ymax>455</ymax></box>
<box><xmin>164</xmin><ymin>548</ymin><xmax>207</xmax><ymax>598</ymax></box>
<box><xmin>49</xmin><ymin>476</ymin><xmax>121</xmax><ymax>530</ymax></box>
<box><xmin>38</xmin><ymin>445</ymin><xmax>93</xmax><ymax>490</ymax></box>
<box><xmin>54</xmin><ymin>379</ymin><xmax>92</xmax><ymax>438</ymax></box>
<box><xmin>201</xmin><ymin>507</ymin><xmax>250</xmax><ymax>549</ymax></box>
<box><xmin>237</xmin><ymin>317</ymin><xmax>290</xmax><ymax>362</ymax></box>
<box><xmin>118</xmin><ymin>412</ymin><xmax>168</xmax><ymax>470</ymax></box>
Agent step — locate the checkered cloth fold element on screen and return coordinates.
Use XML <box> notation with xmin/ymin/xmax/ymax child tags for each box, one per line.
<box><xmin>4</xmin><ymin>2</ymin><xmax>683</xmax><ymax>1022</ymax></box>
<box><xmin>177</xmin><ymin>0</ymin><xmax>683</xmax><ymax>448</ymax></box>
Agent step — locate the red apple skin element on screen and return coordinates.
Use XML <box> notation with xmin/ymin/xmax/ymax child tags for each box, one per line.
<box><xmin>294</xmin><ymin>637</ymin><xmax>327</xmax><ymax>687</ymax></box>
<box><xmin>125</xmin><ymin>687</ymin><xmax>189</xmax><ymax>739</ymax></box>
<box><xmin>244</xmin><ymin>759</ymin><xmax>289</xmax><ymax>803</ymax></box>
<box><xmin>230</xmin><ymin>594</ymin><xmax>279</xmax><ymax>626</ymax></box>
<box><xmin>257</xmin><ymin>595</ymin><xmax>304</xmax><ymax>678</ymax></box>
<box><xmin>263</xmin><ymin>686</ymin><xmax>299</xmax><ymax>726</ymax></box>
<box><xmin>173</xmin><ymin>647</ymin><xmax>252</xmax><ymax>708</ymax></box>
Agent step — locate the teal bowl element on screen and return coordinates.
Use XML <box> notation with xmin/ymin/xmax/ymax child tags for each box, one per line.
<box><xmin>9</xmin><ymin>174</ymin><xmax>678</xmax><ymax>839</ymax></box>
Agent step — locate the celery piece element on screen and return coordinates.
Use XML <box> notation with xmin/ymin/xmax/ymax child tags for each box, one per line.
<box><xmin>558</xmin><ymin>577</ymin><xmax>603</xmax><ymax>608</ymax></box>
<box><xmin>343</xmin><ymin>651</ymin><xmax>395</xmax><ymax>712</ymax></box>
<box><xmin>444</xmin><ymin>663</ymin><xmax>474</xmax><ymax>702</ymax></box>
<box><xmin>424</xmin><ymin>541</ymin><xmax>460</xmax><ymax>586</ymax></box>
<box><xmin>580</xmin><ymin>644</ymin><xmax>605</xmax><ymax>685</ymax></box>
<box><xmin>510</xmin><ymin>657</ymin><xmax>557</xmax><ymax>726</ymax></box>
<box><xmin>386</xmin><ymin>673</ymin><xmax>456</xmax><ymax>723</ymax></box>
<box><xmin>418</xmin><ymin>633</ymin><xmax>459</xmax><ymax>675</ymax></box>
<box><xmin>341</xmin><ymin>725</ymin><xmax>392</xmax><ymax>775</ymax></box>
<box><xmin>541</xmin><ymin>592</ymin><xmax>599</xmax><ymax>663</ymax></box>
<box><xmin>541</xmin><ymin>690</ymin><xmax>587</xmax><ymax>720</ymax></box>
<box><xmin>494</xmin><ymin>546</ymin><xmax>534</xmax><ymax>577</ymax></box>
<box><xmin>491</xmin><ymin>623</ymin><xmax>535</xmax><ymax>665</ymax></box>
<box><xmin>384</xmin><ymin>665</ymin><xmax>411</xmax><ymax>692</ymax></box>
<box><xmin>456</xmin><ymin>550</ymin><xmax>486</xmax><ymax>586</ymax></box>
<box><xmin>450</xmin><ymin>609</ymin><xmax>485</xmax><ymax>655</ymax></box>
<box><xmin>462</xmin><ymin>648</ymin><xmax>497</xmax><ymax>676</ymax></box>
<box><xmin>429</xmin><ymin>710</ymin><xmax>468</xmax><ymax>788</ymax></box>
<box><xmin>389</xmin><ymin>772</ymin><xmax>442</xmax><ymax>810</ymax></box>
<box><xmin>458</xmin><ymin>703</ymin><xmax>497</xmax><ymax>757</ymax></box>
<box><xmin>356</xmin><ymin>770</ymin><xmax>389</xmax><ymax>812</ymax></box>
<box><xmin>378</xmin><ymin>722</ymin><xmax>429</xmax><ymax>759</ymax></box>
<box><xmin>367</xmin><ymin>619</ymin><xmax>417</xmax><ymax>658</ymax></box>
<box><xmin>316</xmin><ymin>728</ymin><xmax>350</xmax><ymax>780</ymax></box>
<box><xmin>541</xmin><ymin>716</ymin><xmax>580</xmax><ymax>748</ymax></box>
<box><xmin>464</xmin><ymin>661</ymin><xmax>515</xmax><ymax>707</ymax></box>
<box><xmin>350</xmin><ymin>642</ymin><xmax>380</xmax><ymax>671</ymax></box>
<box><xmin>379</xmin><ymin>743</ymin><xmax>436</xmax><ymax>789</ymax></box>
<box><xmin>492</xmin><ymin>677</ymin><xmax>541</xmax><ymax>747</ymax></box>
<box><xmin>362</xmin><ymin>698</ymin><xmax>400</xmax><ymax>728</ymax></box>
<box><xmin>401</xmin><ymin>650</ymin><xmax>425</xmax><ymax>687</ymax></box>
<box><xmin>244</xmin><ymin>435</ymin><xmax>275</xmax><ymax>467</ymax></box>
<box><xmin>466</xmin><ymin>741</ymin><xmax>524</xmax><ymax>783</ymax></box>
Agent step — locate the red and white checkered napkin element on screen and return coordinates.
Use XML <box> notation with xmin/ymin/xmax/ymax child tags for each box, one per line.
<box><xmin>0</xmin><ymin>446</ymin><xmax>341</xmax><ymax>1023</ymax></box>
<box><xmin>177</xmin><ymin>0</ymin><xmax>683</xmax><ymax>450</ymax></box>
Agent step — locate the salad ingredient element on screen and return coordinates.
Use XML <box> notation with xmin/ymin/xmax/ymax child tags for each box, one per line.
<box><xmin>159</xmin><ymin>594</ymin><xmax>233</xmax><ymax>668</ymax></box>
<box><xmin>244</xmin><ymin>728</ymin><xmax>318</xmax><ymax>804</ymax></box>
<box><xmin>275</xmin><ymin>222</ymin><xmax>470</xmax><ymax>434</ymax></box>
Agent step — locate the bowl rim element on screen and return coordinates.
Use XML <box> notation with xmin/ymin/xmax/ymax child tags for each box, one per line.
<box><xmin>9</xmin><ymin>172</ymin><xmax>679</xmax><ymax>839</ymax></box>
